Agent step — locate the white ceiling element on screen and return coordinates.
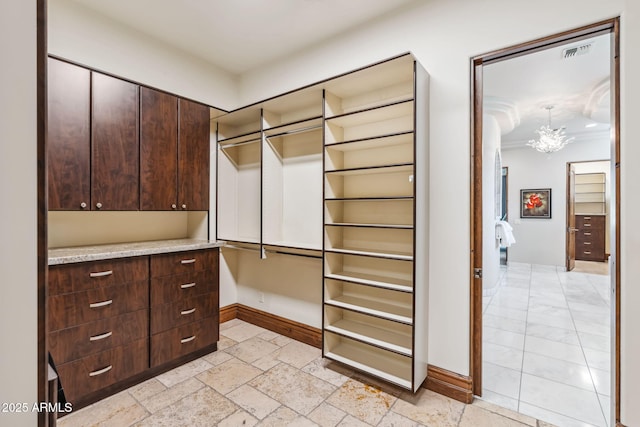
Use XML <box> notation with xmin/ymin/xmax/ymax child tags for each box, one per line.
<box><xmin>483</xmin><ymin>33</ymin><xmax>612</xmax><ymax>149</ymax></box>
<box><xmin>69</xmin><ymin>0</ymin><xmax>418</xmax><ymax>74</ymax></box>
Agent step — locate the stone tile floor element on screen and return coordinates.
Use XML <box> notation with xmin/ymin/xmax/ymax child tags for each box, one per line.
<box><xmin>483</xmin><ymin>262</ymin><xmax>611</xmax><ymax>427</ymax></box>
<box><xmin>59</xmin><ymin>319</ymin><xmax>556</xmax><ymax>426</ymax></box>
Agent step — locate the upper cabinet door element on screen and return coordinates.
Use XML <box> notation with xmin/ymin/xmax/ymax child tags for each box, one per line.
<box><xmin>48</xmin><ymin>58</ymin><xmax>91</xmax><ymax>210</ymax></box>
<box><xmin>140</xmin><ymin>87</ymin><xmax>178</xmax><ymax>211</ymax></box>
<box><xmin>91</xmin><ymin>72</ymin><xmax>140</xmax><ymax>210</ymax></box>
<box><xmin>178</xmin><ymin>99</ymin><xmax>210</xmax><ymax>211</ymax></box>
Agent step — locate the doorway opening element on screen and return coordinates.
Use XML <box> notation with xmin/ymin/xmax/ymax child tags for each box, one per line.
<box><xmin>471</xmin><ymin>19</ymin><xmax>620</xmax><ymax>427</ymax></box>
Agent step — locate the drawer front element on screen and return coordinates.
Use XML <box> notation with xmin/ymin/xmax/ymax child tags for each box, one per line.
<box><xmin>151</xmin><ymin>248</ymin><xmax>218</xmax><ymax>278</ymax></box>
<box><xmin>49</xmin><ymin>309</ymin><xmax>148</xmax><ymax>365</ymax></box>
<box><xmin>151</xmin><ymin>292</ymin><xmax>218</xmax><ymax>334</ymax></box>
<box><xmin>49</xmin><ymin>280</ymin><xmax>148</xmax><ymax>331</ymax></box>
<box><xmin>57</xmin><ymin>338</ymin><xmax>148</xmax><ymax>404</ymax></box>
<box><xmin>151</xmin><ymin>270</ymin><xmax>216</xmax><ymax>306</ymax></box>
<box><xmin>49</xmin><ymin>257</ymin><xmax>149</xmax><ymax>295</ymax></box>
<box><xmin>575</xmin><ymin>215</ymin><xmax>605</xmax><ymax>229</ymax></box>
<box><xmin>151</xmin><ymin>316</ymin><xmax>218</xmax><ymax>367</ymax></box>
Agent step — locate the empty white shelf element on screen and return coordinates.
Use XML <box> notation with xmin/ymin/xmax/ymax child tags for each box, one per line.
<box><xmin>325</xmin><ymin>295</ymin><xmax>412</xmax><ymax>324</ymax></box>
<box><xmin>325</xmin><ymin>271</ymin><xmax>413</xmax><ymax>293</ymax></box>
<box><xmin>325</xmin><ymin>248</ymin><xmax>413</xmax><ymax>261</ymax></box>
<box><xmin>325</xmin><ymin>319</ymin><xmax>412</xmax><ymax>356</ymax></box>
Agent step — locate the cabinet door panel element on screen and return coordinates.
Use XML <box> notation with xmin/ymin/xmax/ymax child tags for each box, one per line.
<box><xmin>150</xmin><ymin>317</ymin><xmax>218</xmax><ymax>367</ymax></box>
<box><xmin>91</xmin><ymin>72</ymin><xmax>139</xmax><ymax>210</ymax></box>
<box><xmin>48</xmin><ymin>58</ymin><xmax>90</xmax><ymax>210</ymax></box>
<box><xmin>48</xmin><ymin>280</ymin><xmax>149</xmax><ymax>331</ymax></box>
<box><xmin>56</xmin><ymin>338</ymin><xmax>148</xmax><ymax>403</ymax></box>
<box><xmin>150</xmin><ymin>248</ymin><xmax>218</xmax><ymax>278</ymax></box>
<box><xmin>178</xmin><ymin>99</ymin><xmax>210</xmax><ymax>210</ymax></box>
<box><xmin>49</xmin><ymin>309</ymin><xmax>148</xmax><ymax>364</ymax></box>
<box><xmin>140</xmin><ymin>87</ymin><xmax>178</xmax><ymax>210</ymax></box>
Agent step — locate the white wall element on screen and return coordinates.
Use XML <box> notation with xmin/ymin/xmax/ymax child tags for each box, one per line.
<box><xmin>239</xmin><ymin>0</ymin><xmax>624</xmax><ymax>380</ymax></box>
<box><xmin>482</xmin><ymin>115</ymin><xmax>502</xmax><ymax>294</ymax></box>
<box><xmin>48</xmin><ymin>0</ymin><xmax>238</xmax><ymax>109</ymax></box>
<box><xmin>620</xmin><ymin>0</ymin><xmax>640</xmax><ymax>422</ymax></box>
<box><xmin>0</xmin><ymin>1</ymin><xmax>38</xmax><ymax>426</ymax></box>
<box><xmin>501</xmin><ymin>136</ymin><xmax>609</xmax><ymax>266</ymax></box>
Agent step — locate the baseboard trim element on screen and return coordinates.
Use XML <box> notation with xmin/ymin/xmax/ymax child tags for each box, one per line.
<box><xmin>219</xmin><ymin>303</ymin><xmax>239</xmax><ymax>323</ymax></box>
<box><xmin>219</xmin><ymin>304</ymin><xmax>472</xmax><ymax>403</ymax></box>
<box><xmin>424</xmin><ymin>365</ymin><xmax>473</xmax><ymax>403</ymax></box>
<box><xmin>220</xmin><ymin>303</ymin><xmax>322</xmax><ymax>348</ymax></box>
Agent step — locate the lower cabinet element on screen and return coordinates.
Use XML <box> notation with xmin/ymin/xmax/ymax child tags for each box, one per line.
<box><xmin>48</xmin><ymin>247</ymin><xmax>219</xmax><ymax>407</ymax></box>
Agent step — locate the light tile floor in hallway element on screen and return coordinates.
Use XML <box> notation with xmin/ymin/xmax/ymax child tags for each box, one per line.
<box><xmin>59</xmin><ymin>319</ymin><xmax>556</xmax><ymax>427</ymax></box>
<box><xmin>482</xmin><ymin>262</ymin><xmax>611</xmax><ymax>427</ymax></box>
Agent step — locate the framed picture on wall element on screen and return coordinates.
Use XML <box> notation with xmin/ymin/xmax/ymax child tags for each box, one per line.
<box><xmin>520</xmin><ymin>188</ymin><xmax>551</xmax><ymax>218</ymax></box>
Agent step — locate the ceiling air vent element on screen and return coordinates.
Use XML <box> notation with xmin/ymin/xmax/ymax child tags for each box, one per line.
<box><xmin>562</xmin><ymin>43</ymin><xmax>592</xmax><ymax>59</ymax></box>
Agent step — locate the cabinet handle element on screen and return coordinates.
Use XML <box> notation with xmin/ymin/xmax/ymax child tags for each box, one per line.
<box><xmin>181</xmin><ymin>308</ymin><xmax>196</xmax><ymax>315</ymax></box>
<box><xmin>80</xmin><ymin>202</ymin><xmax>87</xmax><ymax>209</ymax></box>
<box><xmin>89</xmin><ymin>299</ymin><xmax>113</xmax><ymax>309</ymax></box>
<box><xmin>181</xmin><ymin>259</ymin><xmax>196</xmax><ymax>264</ymax></box>
<box><xmin>96</xmin><ymin>202</ymin><xmax>103</xmax><ymax>209</ymax></box>
<box><xmin>89</xmin><ymin>365</ymin><xmax>112</xmax><ymax>377</ymax></box>
<box><xmin>181</xmin><ymin>335</ymin><xmax>196</xmax><ymax>344</ymax></box>
<box><xmin>584</xmin><ymin>216</ymin><xmax>591</xmax><ymax>219</ymax></box>
<box><xmin>182</xmin><ymin>204</ymin><xmax>187</xmax><ymax>210</ymax></box>
<box><xmin>584</xmin><ymin>251</ymin><xmax>592</xmax><ymax>254</ymax></box>
<box><xmin>584</xmin><ymin>224</ymin><xmax>591</xmax><ymax>227</ymax></box>
<box><xmin>584</xmin><ymin>242</ymin><xmax>592</xmax><ymax>245</ymax></box>
<box><xmin>584</xmin><ymin>232</ymin><xmax>592</xmax><ymax>236</ymax></box>
<box><xmin>181</xmin><ymin>282</ymin><xmax>196</xmax><ymax>289</ymax></box>
<box><xmin>171</xmin><ymin>204</ymin><xmax>177</xmax><ymax>209</ymax></box>
<box><xmin>89</xmin><ymin>331</ymin><xmax>113</xmax><ymax>341</ymax></box>
<box><xmin>90</xmin><ymin>270</ymin><xmax>113</xmax><ymax>278</ymax></box>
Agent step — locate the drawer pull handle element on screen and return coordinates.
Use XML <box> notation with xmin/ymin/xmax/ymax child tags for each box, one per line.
<box><xmin>584</xmin><ymin>251</ymin><xmax>592</xmax><ymax>254</ymax></box>
<box><xmin>181</xmin><ymin>308</ymin><xmax>196</xmax><ymax>315</ymax></box>
<box><xmin>181</xmin><ymin>259</ymin><xmax>196</xmax><ymax>264</ymax></box>
<box><xmin>89</xmin><ymin>299</ymin><xmax>113</xmax><ymax>309</ymax></box>
<box><xmin>584</xmin><ymin>232</ymin><xmax>592</xmax><ymax>236</ymax></box>
<box><xmin>181</xmin><ymin>282</ymin><xmax>196</xmax><ymax>289</ymax></box>
<box><xmin>181</xmin><ymin>335</ymin><xmax>196</xmax><ymax>344</ymax></box>
<box><xmin>89</xmin><ymin>365</ymin><xmax>112</xmax><ymax>377</ymax></box>
<box><xmin>584</xmin><ymin>216</ymin><xmax>591</xmax><ymax>219</ymax></box>
<box><xmin>584</xmin><ymin>224</ymin><xmax>591</xmax><ymax>227</ymax></box>
<box><xmin>584</xmin><ymin>242</ymin><xmax>592</xmax><ymax>245</ymax></box>
<box><xmin>90</xmin><ymin>270</ymin><xmax>113</xmax><ymax>278</ymax></box>
<box><xmin>89</xmin><ymin>331</ymin><xmax>112</xmax><ymax>341</ymax></box>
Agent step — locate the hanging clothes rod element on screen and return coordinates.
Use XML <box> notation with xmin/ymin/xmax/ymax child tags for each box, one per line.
<box><xmin>264</xmin><ymin>123</ymin><xmax>323</xmax><ymax>139</ymax></box>
<box><xmin>219</xmin><ymin>137</ymin><xmax>261</xmax><ymax>149</ymax></box>
<box><xmin>264</xmin><ymin>249</ymin><xmax>323</xmax><ymax>259</ymax></box>
<box><xmin>223</xmin><ymin>244</ymin><xmax>260</xmax><ymax>252</ymax></box>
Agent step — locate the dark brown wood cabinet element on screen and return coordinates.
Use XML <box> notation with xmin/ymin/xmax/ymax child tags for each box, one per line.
<box><xmin>575</xmin><ymin>214</ymin><xmax>606</xmax><ymax>261</ymax></box>
<box><xmin>91</xmin><ymin>72</ymin><xmax>140</xmax><ymax>210</ymax></box>
<box><xmin>178</xmin><ymin>98</ymin><xmax>211</xmax><ymax>211</ymax></box>
<box><xmin>140</xmin><ymin>87</ymin><xmax>179</xmax><ymax>210</ymax></box>
<box><xmin>140</xmin><ymin>91</ymin><xmax>210</xmax><ymax>211</ymax></box>
<box><xmin>48</xmin><ymin>58</ymin><xmax>211</xmax><ymax>212</ymax></box>
<box><xmin>150</xmin><ymin>248</ymin><xmax>219</xmax><ymax>367</ymax></box>
<box><xmin>47</xmin><ymin>58</ymin><xmax>91</xmax><ymax>210</ymax></box>
<box><xmin>47</xmin><ymin>60</ymin><xmax>141</xmax><ymax>211</ymax></box>
<box><xmin>48</xmin><ymin>248</ymin><xmax>220</xmax><ymax>406</ymax></box>
<box><xmin>48</xmin><ymin>257</ymin><xmax>150</xmax><ymax>404</ymax></box>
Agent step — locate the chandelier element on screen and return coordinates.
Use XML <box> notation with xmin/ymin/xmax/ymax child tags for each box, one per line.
<box><xmin>526</xmin><ymin>106</ymin><xmax>574</xmax><ymax>153</ymax></box>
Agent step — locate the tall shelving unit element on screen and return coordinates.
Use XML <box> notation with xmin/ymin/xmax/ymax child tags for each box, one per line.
<box><xmin>322</xmin><ymin>54</ymin><xmax>429</xmax><ymax>392</ymax></box>
<box><xmin>215</xmin><ymin>53</ymin><xmax>429</xmax><ymax>392</ymax></box>
<box><xmin>575</xmin><ymin>172</ymin><xmax>606</xmax><ymax>214</ymax></box>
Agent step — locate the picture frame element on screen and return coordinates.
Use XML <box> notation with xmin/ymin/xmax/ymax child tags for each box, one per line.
<box><xmin>520</xmin><ymin>188</ymin><xmax>551</xmax><ymax>219</ymax></box>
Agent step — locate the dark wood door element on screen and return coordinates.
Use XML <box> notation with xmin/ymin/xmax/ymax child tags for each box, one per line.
<box><xmin>178</xmin><ymin>99</ymin><xmax>210</xmax><ymax>211</ymax></box>
<box><xmin>567</xmin><ymin>164</ymin><xmax>576</xmax><ymax>271</ymax></box>
<box><xmin>47</xmin><ymin>58</ymin><xmax>91</xmax><ymax>210</ymax></box>
<box><xmin>140</xmin><ymin>87</ymin><xmax>178</xmax><ymax>210</ymax></box>
<box><xmin>91</xmin><ymin>72</ymin><xmax>139</xmax><ymax>210</ymax></box>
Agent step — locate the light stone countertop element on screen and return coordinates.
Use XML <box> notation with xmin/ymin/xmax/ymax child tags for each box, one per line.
<box><xmin>48</xmin><ymin>238</ymin><xmax>224</xmax><ymax>265</ymax></box>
